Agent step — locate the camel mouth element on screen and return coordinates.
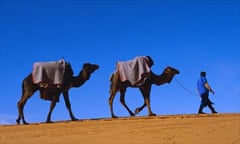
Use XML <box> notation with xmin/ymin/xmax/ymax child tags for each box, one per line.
<box><xmin>168</xmin><ymin>78</ymin><xmax>173</xmax><ymax>83</ymax></box>
<box><xmin>92</xmin><ymin>65</ymin><xmax>99</xmax><ymax>72</ymax></box>
<box><xmin>95</xmin><ymin>65</ymin><xmax>100</xmax><ymax>70</ymax></box>
<box><xmin>170</xmin><ymin>70</ymin><xmax>180</xmax><ymax>83</ymax></box>
<box><xmin>83</xmin><ymin>63</ymin><xmax>100</xmax><ymax>71</ymax></box>
<box><xmin>175</xmin><ymin>70</ymin><xmax>180</xmax><ymax>74</ymax></box>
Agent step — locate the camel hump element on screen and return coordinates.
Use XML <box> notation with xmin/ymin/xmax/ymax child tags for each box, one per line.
<box><xmin>32</xmin><ymin>59</ymin><xmax>66</xmax><ymax>85</ymax></box>
<box><xmin>146</xmin><ymin>56</ymin><xmax>154</xmax><ymax>67</ymax></box>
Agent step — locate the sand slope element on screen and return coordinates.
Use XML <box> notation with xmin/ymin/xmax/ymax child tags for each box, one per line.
<box><xmin>1</xmin><ymin>113</ymin><xmax>239</xmax><ymax>144</ymax></box>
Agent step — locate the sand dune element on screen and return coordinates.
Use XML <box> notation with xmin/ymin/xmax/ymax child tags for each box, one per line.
<box><xmin>0</xmin><ymin>113</ymin><xmax>239</xmax><ymax>144</ymax></box>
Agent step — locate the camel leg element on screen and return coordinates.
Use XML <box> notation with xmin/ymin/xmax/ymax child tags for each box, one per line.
<box><xmin>109</xmin><ymin>90</ymin><xmax>118</xmax><ymax>118</ymax></box>
<box><xmin>16</xmin><ymin>91</ymin><xmax>32</xmax><ymax>125</ymax></box>
<box><xmin>63</xmin><ymin>91</ymin><xmax>77</xmax><ymax>121</ymax></box>
<box><xmin>135</xmin><ymin>103</ymin><xmax>147</xmax><ymax>115</ymax></box>
<box><xmin>139</xmin><ymin>86</ymin><xmax>156</xmax><ymax>116</ymax></box>
<box><xmin>145</xmin><ymin>96</ymin><xmax>156</xmax><ymax>116</ymax></box>
<box><xmin>120</xmin><ymin>88</ymin><xmax>135</xmax><ymax>117</ymax></box>
<box><xmin>109</xmin><ymin>73</ymin><xmax>121</xmax><ymax>118</ymax></box>
<box><xmin>135</xmin><ymin>88</ymin><xmax>148</xmax><ymax>114</ymax></box>
<box><xmin>46</xmin><ymin>97</ymin><xmax>57</xmax><ymax>123</ymax></box>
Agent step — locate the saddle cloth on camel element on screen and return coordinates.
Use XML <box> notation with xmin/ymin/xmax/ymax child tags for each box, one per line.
<box><xmin>32</xmin><ymin>59</ymin><xmax>66</xmax><ymax>102</ymax></box>
<box><xmin>117</xmin><ymin>56</ymin><xmax>152</xmax><ymax>86</ymax></box>
<box><xmin>39</xmin><ymin>86</ymin><xmax>61</xmax><ymax>102</ymax></box>
<box><xmin>32</xmin><ymin>59</ymin><xmax>66</xmax><ymax>85</ymax></box>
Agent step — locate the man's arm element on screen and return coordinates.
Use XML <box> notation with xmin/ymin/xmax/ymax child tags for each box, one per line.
<box><xmin>204</xmin><ymin>82</ymin><xmax>215</xmax><ymax>94</ymax></box>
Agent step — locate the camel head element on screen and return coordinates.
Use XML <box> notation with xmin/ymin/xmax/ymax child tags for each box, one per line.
<box><xmin>154</xmin><ymin>66</ymin><xmax>180</xmax><ymax>85</ymax></box>
<box><xmin>163</xmin><ymin>66</ymin><xmax>180</xmax><ymax>83</ymax></box>
<box><xmin>82</xmin><ymin>63</ymin><xmax>99</xmax><ymax>74</ymax></box>
<box><xmin>71</xmin><ymin>63</ymin><xmax>99</xmax><ymax>88</ymax></box>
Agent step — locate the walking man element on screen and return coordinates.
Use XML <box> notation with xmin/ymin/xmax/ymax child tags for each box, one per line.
<box><xmin>197</xmin><ymin>71</ymin><xmax>217</xmax><ymax>114</ymax></box>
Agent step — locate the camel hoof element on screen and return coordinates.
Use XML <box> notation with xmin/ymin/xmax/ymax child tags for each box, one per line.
<box><xmin>112</xmin><ymin>115</ymin><xmax>118</xmax><ymax>118</ymax></box>
<box><xmin>46</xmin><ymin>120</ymin><xmax>53</xmax><ymax>123</ymax></box>
<box><xmin>72</xmin><ymin>118</ymin><xmax>78</xmax><ymax>121</ymax></box>
<box><xmin>16</xmin><ymin>119</ymin><xmax>20</xmax><ymax>125</ymax></box>
<box><xmin>23</xmin><ymin>121</ymin><xmax>29</xmax><ymax>125</ymax></box>
<box><xmin>149</xmin><ymin>113</ymin><xmax>157</xmax><ymax>116</ymax></box>
<box><xmin>130</xmin><ymin>113</ymin><xmax>135</xmax><ymax>117</ymax></box>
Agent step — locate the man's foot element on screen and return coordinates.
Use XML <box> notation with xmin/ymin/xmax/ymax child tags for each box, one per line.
<box><xmin>212</xmin><ymin>111</ymin><xmax>218</xmax><ymax>114</ymax></box>
<box><xmin>198</xmin><ymin>112</ymin><xmax>206</xmax><ymax>114</ymax></box>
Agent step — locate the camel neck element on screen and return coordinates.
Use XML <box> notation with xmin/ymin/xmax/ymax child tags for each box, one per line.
<box><xmin>152</xmin><ymin>72</ymin><xmax>169</xmax><ymax>85</ymax></box>
<box><xmin>78</xmin><ymin>69</ymin><xmax>90</xmax><ymax>80</ymax></box>
<box><xmin>71</xmin><ymin>69</ymin><xmax>90</xmax><ymax>87</ymax></box>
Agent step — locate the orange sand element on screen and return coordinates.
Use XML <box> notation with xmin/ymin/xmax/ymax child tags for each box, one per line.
<box><xmin>1</xmin><ymin>113</ymin><xmax>239</xmax><ymax>144</ymax></box>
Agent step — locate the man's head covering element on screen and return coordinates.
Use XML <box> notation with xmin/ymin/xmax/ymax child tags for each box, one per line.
<box><xmin>200</xmin><ymin>71</ymin><xmax>206</xmax><ymax>77</ymax></box>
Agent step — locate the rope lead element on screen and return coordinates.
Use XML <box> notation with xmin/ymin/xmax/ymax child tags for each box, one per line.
<box><xmin>174</xmin><ymin>78</ymin><xmax>199</xmax><ymax>96</ymax></box>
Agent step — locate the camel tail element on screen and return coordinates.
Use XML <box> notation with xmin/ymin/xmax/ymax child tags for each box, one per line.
<box><xmin>20</xmin><ymin>77</ymin><xmax>28</xmax><ymax>99</ymax></box>
<box><xmin>21</xmin><ymin>81</ymin><xmax>24</xmax><ymax>98</ymax></box>
<box><xmin>109</xmin><ymin>73</ymin><xmax>114</xmax><ymax>94</ymax></box>
<box><xmin>20</xmin><ymin>74</ymin><xmax>34</xmax><ymax>99</ymax></box>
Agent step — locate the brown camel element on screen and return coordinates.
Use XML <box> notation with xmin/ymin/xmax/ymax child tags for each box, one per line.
<box><xmin>16</xmin><ymin>62</ymin><xmax>99</xmax><ymax>124</ymax></box>
<box><xmin>109</xmin><ymin>63</ymin><xmax>179</xmax><ymax>118</ymax></box>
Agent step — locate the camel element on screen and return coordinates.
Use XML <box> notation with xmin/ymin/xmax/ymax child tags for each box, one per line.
<box><xmin>16</xmin><ymin>62</ymin><xmax>99</xmax><ymax>124</ymax></box>
<box><xmin>108</xmin><ymin>58</ymin><xmax>179</xmax><ymax>118</ymax></box>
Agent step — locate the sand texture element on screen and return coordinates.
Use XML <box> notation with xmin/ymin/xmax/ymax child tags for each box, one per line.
<box><xmin>1</xmin><ymin>113</ymin><xmax>239</xmax><ymax>144</ymax></box>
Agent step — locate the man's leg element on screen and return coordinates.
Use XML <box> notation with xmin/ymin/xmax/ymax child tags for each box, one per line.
<box><xmin>198</xmin><ymin>93</ymin><xmax>208</xmax><ymax>114</ymax></box>
<box><xmin>198</xmin><ymin>98</ymin><xmax>205</xmax><ymax>114</ymax></box>
<box><xmin>208</xmin><ymin>104</ymin><xmax>217</xmax><ymax>113</ymax></box>
<box><xmin>198</xmin><ymin>104</ymin><xmax>205</xmax><ymax>114</ymax></box>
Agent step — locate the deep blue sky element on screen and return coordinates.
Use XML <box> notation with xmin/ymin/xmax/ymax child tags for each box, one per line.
<box><xmin>1</xmin><ymin>0</ymin><xmax>239</xmax><ymax>124</ymax></box>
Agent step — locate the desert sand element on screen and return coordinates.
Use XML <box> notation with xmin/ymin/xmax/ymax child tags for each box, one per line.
<box><xmin>0</xmin><ymin>113</ymin><xmax>239</xmax><ymax>144</ymax></box>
